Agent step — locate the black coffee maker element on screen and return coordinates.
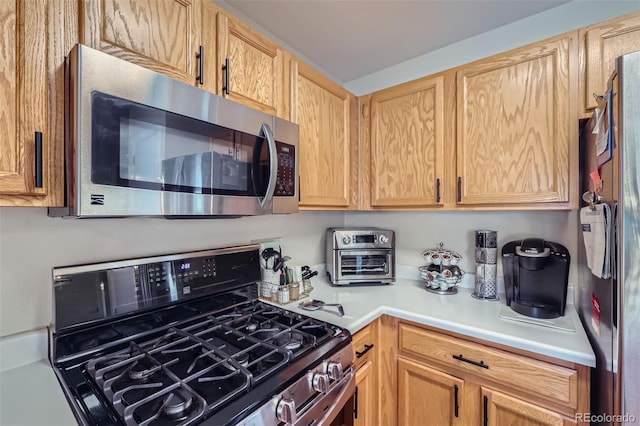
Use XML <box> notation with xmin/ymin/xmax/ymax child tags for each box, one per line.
<box><xmin>501</xmin><ymin>238</ymin><xmax>570</xmax><ymax>319</ymax></box>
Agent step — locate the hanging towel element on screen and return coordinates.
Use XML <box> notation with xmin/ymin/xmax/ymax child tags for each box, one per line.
<box><xmin>580</xmin><ymin>203</ymin><xmax>611</xmax><ymax>279</ymax></box>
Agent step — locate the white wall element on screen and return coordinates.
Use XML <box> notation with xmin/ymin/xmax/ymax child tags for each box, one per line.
<box><xmin>346</xmin><ymin>210</ymin><xmax>580</xmax><ymax>285</ymax></box>
<box><xmin>0</xmin><ymin>208</ymin><xmax>344</xmax><ymax>337</ymax></box>
<box><xmin>345</xmin><ymin>0</ymin><xmax>640</xmax><ymax>94</ymax></box>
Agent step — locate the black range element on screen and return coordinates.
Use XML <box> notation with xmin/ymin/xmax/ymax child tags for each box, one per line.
<box><xmin>50</xmin><ymin>245</ymin><xmax>354</xmax><ymax>426</ymax></box>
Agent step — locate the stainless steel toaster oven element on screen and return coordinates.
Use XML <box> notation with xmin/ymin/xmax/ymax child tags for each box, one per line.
<box><xmin>325</xmin><ymin>228</ymin><xmax>395</xmax><ymax>285</ymax></box>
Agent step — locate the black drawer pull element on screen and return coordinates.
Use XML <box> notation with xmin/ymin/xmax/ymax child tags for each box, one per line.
<box><xmin>483</xmin><ymin>395</ymin><xmax>488</xmax><ymax>426</ymax></box>
<box><xmin>222</xmin><ymin>58</ymin><xmax>230</xmax><ymax>94</ymax></box>
<box><xmin>436</xmin><ymin>178</ymin><xmax>441</xmax><ymax>203</ymax></box>
<box><xmin>356</xmin><ymin>344</ymin><xmax>374</xmax><ymax>358</ymax></box>
<box><xmin>196</xmin><ymin>45</ymin><xmax>204</xmax><ymax>85</ymax></box>
<box><xmin>453</xmin><ymin>353</ymin><xmax>489</xmax><ymax>369</ymax></box>
<box><xmin>35</xmin><ymin>131</ymin><xmax>43</xmax><ymax>188</ymax></box>
<box><xmin>457</xmin><ymin>176</ymin><xmax>462</xmax><ymax>202</ymax></box>
<box><xmin>453</xmin><ymin>384</ymin><xmax>459</xmax><ymax>417</ymax></box>
<box><xmin>354</xmin><ymin>385</ymin><xmax>359</xmax><ymax>419</ymax></box>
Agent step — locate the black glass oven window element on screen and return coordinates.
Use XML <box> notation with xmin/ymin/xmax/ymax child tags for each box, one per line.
<box><xmin>340</xmin><ymin>254</ymin><xmax>389</xmax><ymax>276</ymax></box>
<box><xmin>91</xmin><ymin>92</ymin><xmax>270</xmax><ymax>196</ymax></box>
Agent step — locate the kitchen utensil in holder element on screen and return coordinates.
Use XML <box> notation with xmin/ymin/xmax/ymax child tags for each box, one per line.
<box><xmin>472</xmin><ymin>230</ymin><xmax>499</xmax><ymax>301</ymax></box>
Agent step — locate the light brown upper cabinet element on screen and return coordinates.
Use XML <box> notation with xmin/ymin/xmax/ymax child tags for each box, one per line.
<box><xmin>291</xmin><ymin>58</ymin><xmax>358</xmax><ymax>209</ymax></box>
<box><xmin>363</xmin><ymin>74</ymin><xmax>450</xmax><ymax>208</ymax></box>
<box><xmin>456</xmin><ymin>32</ymin><xmax>578</xmax><ymax>208</ymax></box>
<box><xmin>80</xmin><ymin>0</ymin><xmax>204</xmax><ymax>87</ymax></box>
<box><xmin>217</xmin><ymin>13</ymin><xmax>284</xmax><ymax>117</ymax></box>
<box><xmin>582</xmin><ymin>11</ymin><xmax>640</xmax><ymax>114</ymax></box>
<box><xmin>0</xmin><ymin>0</ymin><xmax>63</xmax><ymax>206</ymax></box>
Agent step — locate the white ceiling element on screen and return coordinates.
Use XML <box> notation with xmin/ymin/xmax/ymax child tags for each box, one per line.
<box><xmin>222</xmin><ymin>0</ymin><xmax>573</xmax><ymax>84</ymax></box>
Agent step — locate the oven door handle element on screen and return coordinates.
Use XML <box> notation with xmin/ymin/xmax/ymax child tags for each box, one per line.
<box><xmin>294</xmin><ymin>368</ymin><xmax>355</xmax><ymax>426</ymax></box>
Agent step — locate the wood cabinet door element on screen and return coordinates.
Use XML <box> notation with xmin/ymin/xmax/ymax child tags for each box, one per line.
<box><xmin>0</xmin><ymin>0</ymin><xmax>51</xmax><ymax>205</ymax></box>
<box><xmin>398</xmin><ymin>357</ymin><xmax>464</xmax><ymax>426</ymax></box>
<box><xmin>81</xmin><ymin>0</ymin><xmax>202</xmax><ymax>85</ymax></box>
<box><xmin>354</xmin><ymin>360</ymin><xmax>377</xmax><ymax>426</ymax></box>
<box><xmin>369</xmin><ymin>75</ymin><xmax>446</xmax><ymax>207</ymax></box>
<box><xmin>456</xmin><ymin>34</ymin><xmax>575</xmax><ymax>206</ymax></box>
<box><xmin>291</xmin><ymin>59</ymin><xmax>357</xmax><ymax>209</ymax></box>
<box><xmin>583</xmin><ymin>11</ymin><xmax>640</xmax><ymax>111</ymax></box>
<box><xmin>217</xmin><ymin>13</ymin><xmax>283</xmax><ymax>116</ymax></box>
<box><xmin>482</xmin><ymin>387</ymin><xmax>565</xmax><ymax>426</ymax></box>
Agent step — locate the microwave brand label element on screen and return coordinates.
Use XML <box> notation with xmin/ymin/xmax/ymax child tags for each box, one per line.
<box><xmin>90</xmin><ymin>194</ymin><xmax>105</xmax><ymax>205</ymax></box>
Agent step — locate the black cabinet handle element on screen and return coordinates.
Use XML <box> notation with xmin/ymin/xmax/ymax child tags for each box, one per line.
<box><xmin>483</xmin><ymin>395</ymin><xmax>488</xmax><ymax>426</ymax></box>
<box><xmin>457</xmin><ymin>176</ymin><xmax>462</xmax><ymax>202</ymax></box>
<box><xmin>354</xmin><ymin>385</ymin><xmax>359</xmax><ymax>419</ymax></box>
<box><xmin>196</xmin><ymin>46</ymin><xmax>204</xmax><ymax>85</ymax></box>
<box><xmin>436</xmin><ymin>178</ymin><xmax>441</xmax><ymax>203</ymax></box>
<box><xmin>35</xmin><ymin>131</ymin><xmax>43</xmax><ymax>188</ymax></box>
<box><xmin>453</xmin><ymin>384</ymin><xmax>459</xmax><ymax>418</ymax></box>
<box><xmin>452</xmin><ymin>353</ymin><xmax>489</xmax><ymax>369</ymax></box>
<box><xmin>356</xmin><ymin>344</ymin><xmax>374</xmax><ymax>358</ymax></box>
<box><xmin>222</xmin><ymin>58</ymin><xmax>230</xmax><ymax>94</ymax></box>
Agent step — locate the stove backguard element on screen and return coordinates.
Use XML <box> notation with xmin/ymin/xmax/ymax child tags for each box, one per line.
<box><xmin>52</xmin><ymin>245</ymin><xmax>261</xmax><ymax>335</ymax></box>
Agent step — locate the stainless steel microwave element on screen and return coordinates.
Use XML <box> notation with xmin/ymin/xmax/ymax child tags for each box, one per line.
<box><xmin>49</xmin><ymin>44</ymin><xmax>298</xmax><ymax>218</ymax></box>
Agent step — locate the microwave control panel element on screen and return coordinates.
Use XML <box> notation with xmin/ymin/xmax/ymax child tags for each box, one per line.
<box><xmin>274</xmin><ymin>142</ymin><xmax>296</xmax><ymax>196</ymax></box>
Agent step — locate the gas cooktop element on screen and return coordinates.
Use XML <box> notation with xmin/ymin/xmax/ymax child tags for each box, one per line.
<box><xmin>50</xmin><ymin>245</ymin><xmax>353</xmax><ymax>426</ymax></box>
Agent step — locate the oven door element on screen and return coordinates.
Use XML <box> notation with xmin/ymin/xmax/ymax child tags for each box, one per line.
<box><xmin>338</xmin><ymin>250</ymin><xmax>393</xmax><ymax>282</ymax></box>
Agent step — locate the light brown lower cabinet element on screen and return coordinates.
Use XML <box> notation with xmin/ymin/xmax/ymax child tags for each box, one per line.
<box><xmin>352</xmin><ymin>320</ymin><xmax>379</xmax><ymax>426</ymax></box>
<box><xmin>354</xmin><ymin>360</ymin><xmax>376</xmax><ymax>426</ymax></box>
<box><xmin>482</xmin><ymin>387</ymin><xmax>569</xmax><ymax>426</ymax></box>
<box><xmin>370</xmin><ymin>317</ymin><xmax>589</xmax><ymax>426</ymax></box>
<box><xmin>398</xmin><ymin>357</ymin><xmax>464</xmax><ymax>425</ymax></box>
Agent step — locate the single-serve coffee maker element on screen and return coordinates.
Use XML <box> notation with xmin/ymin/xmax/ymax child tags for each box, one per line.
<box><xmin>501</xmin><ymin>238</ymin><xmax>570</xmax><ymax>319</ymax></box>
<box><xmin>472</xmin><ymin>230</ymin><xmax>499</xmax><ymax>300</ymax></box>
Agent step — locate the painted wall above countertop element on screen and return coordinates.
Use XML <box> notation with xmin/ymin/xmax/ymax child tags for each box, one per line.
<box><xmin>0</xmin><ymin>208</ymin><xmax>344</xmax><ymax>337</ymax></box>
<box><xmin>0</xmin><ymin>207</ymin><xmax>579</xmax><ymax>339</ymax></box>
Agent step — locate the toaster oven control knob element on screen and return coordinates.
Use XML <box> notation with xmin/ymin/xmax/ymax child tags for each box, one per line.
<box><xmin>326</xmin><ymin>361</ymin><xmax>343</xmax><ymax>381</ymax></box>
<box><xmin>312</xmin><ymin>373</ymin><xmax>330</xmax><ymax>393</ymax></box>
<box><xmin>379</xmin><ymin>234</ymin><xmax>389</xmax><ymax>244</ymax></box>
<box><xmin>276</xmin><ymin>398</ymin><xmax>297</xmax><ymax>424</ymax></box>
<box><xmin>342</xmin><ymin>235</ymin><xmax>351</xmax><ymax>245</ymax></box>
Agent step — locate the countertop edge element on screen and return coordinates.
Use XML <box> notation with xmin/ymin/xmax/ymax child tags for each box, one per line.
<box><xmin>378</xmin><ymin>305</ymin><xmax>596</xmax><ymax>367</ymax></box>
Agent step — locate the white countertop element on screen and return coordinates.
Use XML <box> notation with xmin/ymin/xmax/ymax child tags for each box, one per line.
<box><xmin>0</xmin><ymin>329</ymin><xmax>77</xmax><ymax>425</ymax></box>
<box><xmin>0</xmin><ymin>269</ymin><xmax>595</xmax><ymax>426</ymax></box>
<box><xmin>0</xmin><ymin>360</ymin><xmax>77</xmax><ymax>426</ymax></box>
<box><xmin>281</xmin><ymin>271</ymin><xmax>596</xmax><ymax>367</ymax></box>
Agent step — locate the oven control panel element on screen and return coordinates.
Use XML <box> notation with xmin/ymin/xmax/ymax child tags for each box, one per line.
<box><xmin>274</xmin><ymin>142</ymin><xmax>296</xmax><ymax>197</ymax></box>
<box><xmin>53</xmin><ymin>246</ymin><xmax>261</xmax><ymax>331</ymax></box>
<box><xmin>140</xmin><ymin>256</ymin><xmax>218</xmax><ymax>299</ymax></box>
<box><xmin>327</xmin><ymin>228</ymin><xmax>395</xmax><ymax>250</ymax></box>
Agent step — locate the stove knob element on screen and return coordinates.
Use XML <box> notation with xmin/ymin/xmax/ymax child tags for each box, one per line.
<box><xmin>312</xmin><ymin>373</ymin><xmax>330</xmax><ymax>393</ymax></box>
<box><xmin>342</xmin><ymin>235</ymin><xmax>351</xmax><ymax>245</ymax></box>
<box><xmin>276</xmin><ymin>398</ymin><xmax>297</xmax><ymax>424</ymax></box>
<box><xmin>379</xmin><ymin>234</ymin><xmax>389</xmax><ymax>244</ymax></box>
<box><xmin>326</xmin><ymin>361</ymin><xmax>343</xmax><ymax>381</ymax></box>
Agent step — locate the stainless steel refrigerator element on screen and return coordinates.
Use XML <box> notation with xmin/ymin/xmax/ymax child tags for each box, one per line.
<box><xmin>578</xmin><ymin>50</ymin><xmax>640</xmax><ymax>424</ymax></box>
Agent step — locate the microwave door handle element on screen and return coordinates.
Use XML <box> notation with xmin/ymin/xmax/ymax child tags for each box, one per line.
<box><xmin>259</xmin><ymin>123</ymin><xmax>278</xmax><ymax>208</ymax></box>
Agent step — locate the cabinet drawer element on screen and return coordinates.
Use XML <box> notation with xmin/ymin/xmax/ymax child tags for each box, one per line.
<box><xmin>398</xmin><ymin>323</ymin><xmax>578</xmax><ymax>408</ymax></box>
<box><xmin>353</xmin><ymin>323</ymin><xmax>377</xmax><ymax>368</ymax></box>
